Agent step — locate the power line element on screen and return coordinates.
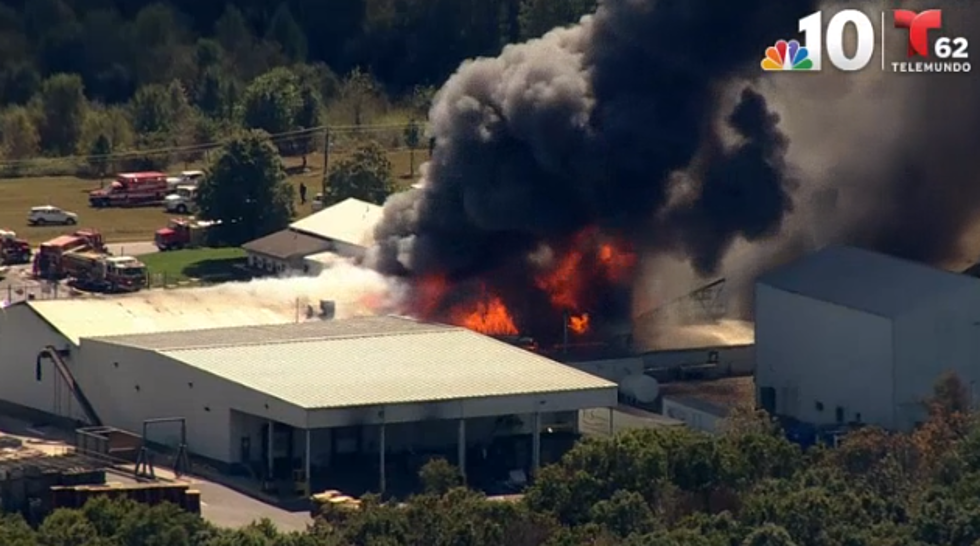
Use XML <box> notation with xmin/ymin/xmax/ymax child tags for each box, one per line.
<box><xmin>0</xmin><ymin>121</ymin><xmax>425</xmax><ymax>167</ymax></box>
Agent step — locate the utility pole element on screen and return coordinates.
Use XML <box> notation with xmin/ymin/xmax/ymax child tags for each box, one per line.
<box><xmin>320</xmin><ymin>128</ymin><xmax>331</xmax><ymax>197</ymax></box>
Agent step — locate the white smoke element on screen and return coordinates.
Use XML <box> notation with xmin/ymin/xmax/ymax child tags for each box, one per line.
<box><xmin>142</xmin><ymin>254</ymin><xmax>407</xmax><ymax>320</ymax></box>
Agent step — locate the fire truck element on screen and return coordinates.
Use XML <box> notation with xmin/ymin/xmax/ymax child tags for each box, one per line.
<box><xmin>60</xmin><ymin>252</ymin><xmax>148</xmax><ymax>292</ymax></box>
<box><xmin>154</xmin><ymin>218</ymin><xmax>218</xmax><ymax>251</ymax></box>
<box><xmin>33</xmin><ymin>229</ymin><xmax>107</xmax><ymax>280</ymax></box>
<box><xmin>0</xmin><ymin>230</ymin><xmax>32</xmax><ymax>265</ymax></box>
<box><xmin>89</xmin><ymin>172</ymin><xmax>169</xmax><ymax>208</ymax></box>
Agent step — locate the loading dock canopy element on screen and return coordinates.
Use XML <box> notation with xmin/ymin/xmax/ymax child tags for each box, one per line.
<box><xmin>91</xmin><ymin>317</ymin><xmax>618</xmax><ymax>427</ymax></box>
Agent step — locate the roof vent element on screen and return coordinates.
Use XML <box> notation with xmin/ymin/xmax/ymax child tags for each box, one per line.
<box><xmin>319</xmin><ymin>300</ymin><xmax>336</xmax><ymax>319</ymax></box>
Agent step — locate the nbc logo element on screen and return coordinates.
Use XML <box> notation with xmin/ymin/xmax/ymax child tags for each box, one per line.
<box><xmin>761</xmin><ymin>39</ymin><xmax>814</xmax><ymax>71</ymax></box>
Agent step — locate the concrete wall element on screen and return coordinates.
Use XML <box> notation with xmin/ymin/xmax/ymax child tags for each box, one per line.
<box><xmin>566</xmin><ymin>358</ymin><xmax>643</xmax><ymax>382</ymax></box>
<box><xmin>641</xmin><ymin>345</ymin><xmax>755</xmax><ymax>376</ymax></box>
<box><xmin>755</xmin><ymin>284</ymin><xmax>894</xmax><ymax>428</ymax></box>
<box><xmin>892</xmin><ymin>285</ymin><xmax>980</xmax><ymax>430</ymax></box>
<box><xmin>661</xmin><ymin>397</ymin><xmax>725</xmax><ymax>434</ymax></box>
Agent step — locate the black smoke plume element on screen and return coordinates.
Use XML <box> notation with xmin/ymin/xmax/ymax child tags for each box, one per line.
<box><xmin>367</xmin><ymin>0</ymin><xmax>818</xmax><ymax>285</ymax></box>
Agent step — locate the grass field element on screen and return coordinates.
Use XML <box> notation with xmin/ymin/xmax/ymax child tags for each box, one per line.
<box><xmin>0</xmin><ymin>149</ymin><xmax>422</xmax><ymax>245</ymax></box>
<box><xmin>140</xmin><ymin>247</ymin><xmax>250</xmax><ymax>284</ymax></box>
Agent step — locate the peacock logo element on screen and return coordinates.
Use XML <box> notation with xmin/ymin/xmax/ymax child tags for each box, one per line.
<box><xmin>761</xmin><ymin>39</ymin><xmax>814</xmax><ymax>71</ymax></box>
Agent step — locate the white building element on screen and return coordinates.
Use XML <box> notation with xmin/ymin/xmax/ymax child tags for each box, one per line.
<box><xmin>755</xmin><ymin>246</ymin><xmax>980</xmax><ymax>431</ymax></box>
<box><xmin>291</xmin><ymin>197</ymin><xmax>383</xmax><ymax>261</ymax></box>
<box><xmin>0</xmin><ymin>295</ymin><xmax>616</xmax><ymax>491</ymax></box>
<box><xmin>242</xmin><ymin>198</ymin><xmax>384</xmax><ymax>275</ymax></box>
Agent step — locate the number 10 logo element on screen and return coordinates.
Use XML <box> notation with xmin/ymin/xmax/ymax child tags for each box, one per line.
<box><xmin>798</xmin><ymin>10</ymin><xmax>875</xmax><ymax>71</ymax></box>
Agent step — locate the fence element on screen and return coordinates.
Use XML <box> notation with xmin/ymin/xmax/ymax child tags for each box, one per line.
<box><xmin>1</xmin><ymin>276</ymin><xmax>218</xmax><ymax>305</ymax></box>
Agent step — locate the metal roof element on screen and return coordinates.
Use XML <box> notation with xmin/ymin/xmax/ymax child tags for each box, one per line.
<box><xmin>93</xmin><ymin>316</ymin><xmax>450</xmax><ymax>350</ymax></box>
<box><xmin>757</xmin><ymin>246</ymin><xmax>980</xmax><ymax>318</ymax></box>
<box><xmin>241</xmin><ymin>229</ymin><xmax>333</xmax><ymax>260</ymax></box>
<box><xmin>289</xmin><ymin>198</ymin><xmax>383</xmax><ymax>248</ymax></box>
<box><xmin>151</xmin><ymin>326</ymin><xmax>615</xmax><ymax>410</ymax></box>
<box><xmin>27</xmin><ymin>294</ymin><xmax>306</xmax><ymax>345</ymax></box>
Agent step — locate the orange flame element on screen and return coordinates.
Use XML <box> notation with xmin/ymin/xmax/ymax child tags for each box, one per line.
<box><xmin>455</xmin><ymin>295</ymin><xmax>518</xmax><ymax>335</ymax></box>
<box><xmin>599</xmin><ymin>243</ymin><xmax>636</xmax><ymax>283</ymax></box>
<box><xmin>568</xmin><ymin>313</ymin><xmax>590</xmax><ymax>334</ymax></box>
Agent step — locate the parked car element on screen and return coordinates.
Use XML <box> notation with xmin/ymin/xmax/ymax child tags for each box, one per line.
<box><xmin>28</xmin><ymin>206</ymin><xmax>78</xmax><ymax>226</ymax></box>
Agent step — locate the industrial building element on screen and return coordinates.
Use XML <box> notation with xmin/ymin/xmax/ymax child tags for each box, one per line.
<box><xmin>242</xmin><ymin>198</ymin><xmax>383</xmax><ymax>274</ymax></box>
<box><xmin>0</xmin><ymin>296</ymin><xmax>616</xmax><ymax>493</ymax></box>
<box><xmin>755</xmin><ymin>245</ymin><xmax>980</xmax><ymax>431</ymax></box>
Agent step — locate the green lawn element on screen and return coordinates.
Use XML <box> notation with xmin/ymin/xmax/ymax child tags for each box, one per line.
<box><xmin>140</xmin><ymin>247</ymin><xmax>251</xmax><ymax>285</ymax></box>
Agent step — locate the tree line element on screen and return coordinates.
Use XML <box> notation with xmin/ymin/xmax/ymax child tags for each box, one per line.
<box><xmin>0</xmin><ymin>0</ymin><xmax>597</xmax><ymax>176</ymax></box>
<box><xmin>2</xmin><ymin>374</ymin><xmax>979</xmax><ymax>546</ymax></box>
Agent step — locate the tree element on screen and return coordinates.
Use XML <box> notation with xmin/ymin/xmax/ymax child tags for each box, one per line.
<box><xmin>1</xmin><ymin>106</ymin><xmax>40</xmax><ymax>160</ymax></box>
<box><xmin>37</xmin><ymin>73</ymin><xmax>86</xmax><ymax>155</ymax></box>
<box><xmin>403</xmin><ymin>120</ymin><xmax>422</xmax><ymax>177</ymax></box>
<box><xmin>88</xmin><ymin>134</ymin><xmax>112</xmax><ymax>179</ymax></box>
<box><xmin>195</xmin><ymin>67</ymin><xmax>239</xmax><ymax>120</ymax></box>
<box><xmin>241</xmin><ymin>67</ymin><xmax>301</xmax><ymax>135</ymax></box>
<box><xmin>267</xmin><ymin>4</ymin><xmax>308</xmax><ymax>62</ymax></box>
<box><xmin>293</xmin><ymin>83</ymin><xmax>322</xmax><ymax>169</ymax></box>
<box><xmin>196</xmin><ymin>130</ymin><xmax>295</xmax><ymax>246</ymax></box>
<box><xmin>518</xmin><ymin>0</ymin><xmax>597</xmax><ymax>40</ymax></box>
<box><xmin>337</xmin><ymin>68</ymin><xmax>377</xmax><ymax>126</ymax></box>
<box><xmin>129</xmin><ymin>83</ymin><xmax>173</xmax><ymax>134</ymax></box>
<box><xmin>418</xmin><ymin>458</ymin><xmax>462</xmax><ymax>495</ymax></box>
<box><xmin>325</xmin><ymin>140</ymin><xmax>394</xmax><ymax>205</ymax></box>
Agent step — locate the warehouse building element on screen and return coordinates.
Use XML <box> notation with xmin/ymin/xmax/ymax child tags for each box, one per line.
<box><xmin>0</xmin><ymin>296</ymin><xmax>616</xmax><ymax>492</ymax></box>
<box><xmin>755</xmin><ymin>246</ymin><xmax>980</xmax><ymax>431</ymax></box>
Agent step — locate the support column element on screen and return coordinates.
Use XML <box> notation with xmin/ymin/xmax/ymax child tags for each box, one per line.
<box><xmin>266</xmin><ymin>420</ymin><xmax>274</xmax><ymax>478</ymax></box>
<box><xmin>379</xmin><ymin>409</ymin><xmax>387</xmax><ymax>494</ymax></box>
<box><xmin>304</xmin><ymin>428</ymin><xmax>312</xmax><ymax>496</ymax></box>
<box><xmin>457</xmin><ymin>417</ymin><xmax>467</xmax><ymax>483</ymax></box>
<box><xmin>531</xmin><ymin>411</ymin><xmax>541</xmax><ymax>474</ymax></box>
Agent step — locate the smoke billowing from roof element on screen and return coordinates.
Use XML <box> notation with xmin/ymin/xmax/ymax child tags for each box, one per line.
<box><xmin>366</xmin><ymin>0</ymin><xmax>980</xmax><ymax>332</ymax></box>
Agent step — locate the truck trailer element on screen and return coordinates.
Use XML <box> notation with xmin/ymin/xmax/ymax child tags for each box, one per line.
<box><xmin>33</xmin><ymin>230</ymin><xmax>107</xmax><ymax>280</ymax></box>
<box><xmin>60</xmin><ymin>252</ymin><xmax>148</xmax><ymax>293</ymax></box>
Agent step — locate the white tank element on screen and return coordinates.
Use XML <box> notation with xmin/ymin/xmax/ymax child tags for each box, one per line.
<box><xmin>618</xmin><ymin>374</ymin><xmax>660</xmax><ymax>403</ymax></box>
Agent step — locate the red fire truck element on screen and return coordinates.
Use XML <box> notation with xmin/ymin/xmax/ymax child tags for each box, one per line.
<box><xmin>0</xmin><ymin>230</ymin><xmax>32</xmax><ymax>265</ymax></box>
<box><xmin>154</xmin><ymin>218</ymin><xmax>218</xmax><ymax>251</ymax></box>
<box><xmin>61</xmin><ymin>252</ymin><xmax>148</xmax><ymax>293</ymax></box>
<box><xmin>89</xmin><ymin>172</ymin><xmax>169</xmax><ymax>208</ymax></box>
<box><xmin>33</xmin><ymin>229</ymin><xmax>107</xmax><ymax>279</ymax></box>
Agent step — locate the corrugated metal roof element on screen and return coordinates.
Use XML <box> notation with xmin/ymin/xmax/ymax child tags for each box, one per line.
<box><xmin>289</xmin><ymin>198</ymin><xmax>383</xmax><ymax>248</ymax></box>
<box><xmin>93</xmin><ymin>316</ymin><xmax>450</xmax><ymax>350</ymax></box>
<box><xmin>757</xmin><ymin>246</ymin><xmax>980</xmax><ymax>318</ymax></box>
<box><xmin>156</xmin><ymin>328</ymin><xmax>615</xmax><ymax>409</ymax></box>
<box><xmin>241</xmin><ymin>229</ymin><xmax>333</xmax><ymax>260</ymax></box>
<box><xmin>28</xmin><ymin>294</ymin><xmax>304</xmax><ymax>344</ymax></box>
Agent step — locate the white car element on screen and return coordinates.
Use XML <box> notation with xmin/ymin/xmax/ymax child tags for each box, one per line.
<box><xmin>28</xmin><ymin>206</ymin><xmax>78</xmax><ymax>226</ymax></box>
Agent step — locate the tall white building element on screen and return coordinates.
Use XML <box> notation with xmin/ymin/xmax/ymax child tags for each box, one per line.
<box><xmin>755</xmin><ymin>246</ymin><xmax>980</xmax><ymax>431</ymax></box>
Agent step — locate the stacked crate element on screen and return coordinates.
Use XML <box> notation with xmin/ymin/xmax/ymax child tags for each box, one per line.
<box><xmin>49</xmin><ymin>483</ymin><xmax>202</xmax><ymax>514</ymax></box>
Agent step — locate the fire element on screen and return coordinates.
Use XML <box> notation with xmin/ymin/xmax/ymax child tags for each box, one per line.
<box><xmin>455</xmin><ymin>295</ymin><xmax>518</xmax><ymax>335</ymax></box>
<box><xmin>407</xmin><ymin>226</ymin><xmax>638</xmax><ymax>343</ymax></box>
<box><xmin>598</xmin><ymin>243</ymin><xmax>636</xmax><ymax>283</ymax></box>
<box><xmin>568</xmin><ymin>313</ymin><xmax>589</xmax><ymax>334</ymax></box>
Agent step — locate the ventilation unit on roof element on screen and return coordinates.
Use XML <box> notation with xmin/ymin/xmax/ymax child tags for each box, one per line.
<box><xmin>319</xmin><ymin>300</ymin><xmax>336</xmax><ymax>319</ymax></box>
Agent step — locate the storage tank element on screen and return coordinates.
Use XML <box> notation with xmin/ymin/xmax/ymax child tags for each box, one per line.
<box><xmin>618</xmin><ymin>374</ymin><xmax>660</xmax><ymax>404</ymax></box>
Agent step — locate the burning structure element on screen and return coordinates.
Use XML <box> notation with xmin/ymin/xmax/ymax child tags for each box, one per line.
<box><xmin>359</xmin><ymin>0</ymin><xmax>980</xmax><ymax>350</ymax></box>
